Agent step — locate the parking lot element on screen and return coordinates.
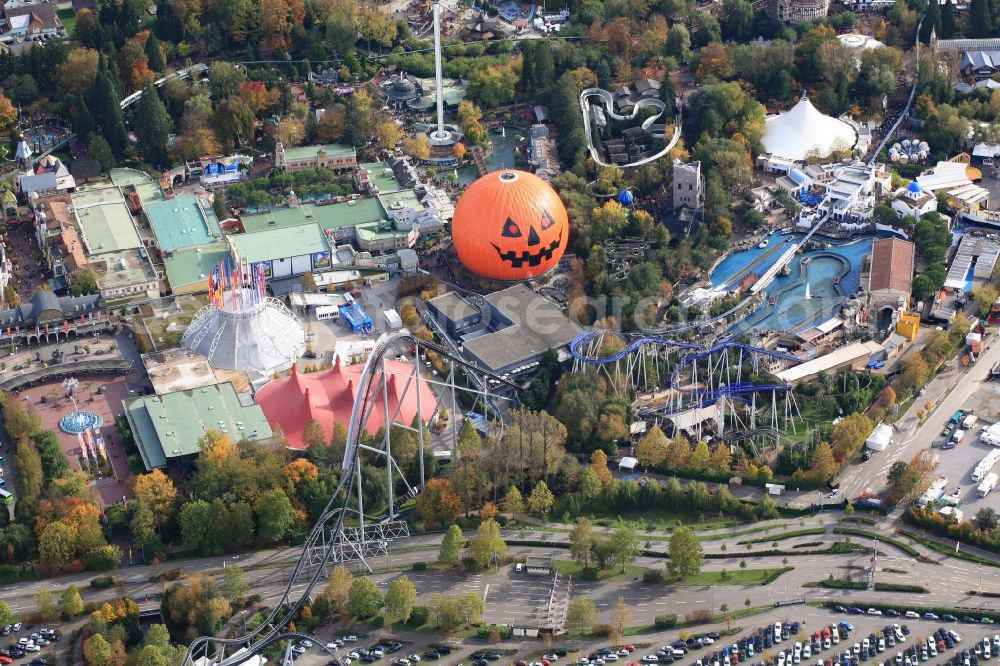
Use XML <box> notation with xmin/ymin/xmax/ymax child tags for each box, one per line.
<box><xmin>283</xmin><ymin>605</ymin><xmax>1000</xmax><ymax>666</ymax></box>
<box><xmin>927</xmin><ymin>379</ymin><xmax>1000</xmax><ymax>515</ymax></box>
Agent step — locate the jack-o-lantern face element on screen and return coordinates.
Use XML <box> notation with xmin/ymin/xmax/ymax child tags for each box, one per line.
<box><xmin>491</xmin><ymin>209</ymin><xmax>563</xmax><ymax>269</ymax></box>
<box><xmin>453</xmin><ymin>170</ymin><xmax>569</xmax><ymax>281</ymax></box>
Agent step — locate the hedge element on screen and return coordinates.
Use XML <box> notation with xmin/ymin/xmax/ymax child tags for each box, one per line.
<box><xmin>0</xmin><ymin>564</ymin><xmax>35</xmax><ymax>585</ymax></box>
<box><xmin>811</xmin><ymin>579</ymin><xmax>866</xmax><ymax>590</ymax></box>
<box><xmin>874</xmin><ymin>582</ymin><xmax>928</xmax><ymax>593</ymax></box>
<box><xmin>89</xmin><ymin>575</ymin><xmax>116</xmax><ymax>589</ymax></box>
<box><xmin>655</xmin><ymin>614</ymin><xmax>679</xmax><ymax>629</ymax></box>
<box><xmin>476</xmin><ymin>625</ymin><xmax>511</xmax><ymax>639</ymax></box>
<box><xmin>739</xmin><ymin>528</ymin><xmax>826</xmax><ymax>544</ymax></box>
<box><xmin>832</xmin><ymin>528</ymin><xmax>924</xmax><ymax>559</ymax></box>
<box><xmin>896</xmin><ymin>527</ymin><xmax>1000</xmax><ymax>568</ymax></box>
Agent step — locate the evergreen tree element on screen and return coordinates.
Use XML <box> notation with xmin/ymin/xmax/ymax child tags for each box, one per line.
<box><xmin>96</xmin><ymin>72</ymin><xmax>128</xmax><ymax>157</ymax></box>
<box><xmin>534</xmin><ymin>42</ymin><xmax>555</xmax><ymax>91</ymax></box>
<box><xmin>921</xmin><ymin>0</ymin><xmax>941</xmax><ymax>42</ymax></box>
<box><xmin>134</xmin><ymin>83</ymin><xmax>171</xmax><ymax>165</ymax></box>
<box><xmin>941</xmin><ymin>0</ymin><xmax>956</xmax><ymax>38</ymax></box>
<box><xmin>145</xmin><ymin>32</ymin><xmax>165</xmax><ymax>72</ymax></box>
<box><xmin>103</xmin><ymin>50</ymin><xmax>124</xmax><ymax>101</ymax></box>
<box><xmin>970</xmin><ymin>0</ymin><xmax>992</xmax><ymax>37</ymax></box>
<box><xmin>69</xmin><ymin>95</ymin><xmax>94</xmax><ymax>144</ymax></box>
<box><xmin>519</xmin><ymin>40</ymin><xmax>536</xmax><ymax>91</ymax></box>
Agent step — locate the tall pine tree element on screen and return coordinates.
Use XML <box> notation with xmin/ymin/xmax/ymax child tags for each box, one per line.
<box><xmin>134</xmin><ymin>83</ymin><xmax>170</xmax><ymax>165</ymax></box>
<box><xmin>920</xmin><ymin>0</ymin><xmax>941</xmax><ymax>42</ymax></box>
<box><xmin>970</xmin><ymin>0</ymin><xmax>992</xmax><ymax>37</ymax></box>
<box><xmin>67</xmin><ymin>95</ymin><xmax>94</xmax><ymax>144</ymax></box>
<box><xmin>941</xmin><ymin>0</ymin><xmax>956</xmax><ymax>38</ymax></box>
<box><xmin>145</xmin><ymin>32</ymin><xmax>165</xmax><ymax>73</ymax></box>
<box><xmin>95</xmin><ymin>71</ymin><xmax>128</xmax><ymax>158</ymax></box>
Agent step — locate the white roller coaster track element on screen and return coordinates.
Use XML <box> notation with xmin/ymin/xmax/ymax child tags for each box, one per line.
<box><xmin>579</xmin><ymin>87</ymin><xmax>682</xmax><ymax>168</ymax></box>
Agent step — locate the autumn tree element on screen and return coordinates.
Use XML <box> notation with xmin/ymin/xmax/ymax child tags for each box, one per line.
<box><xmin>58</xmin><ymin>48</ymin><xmax>100</xmax><ymax>99</ymax></box>
<box><xmin>375</xmin><ymin>121</ymin><xmax>402</xmax><ymax>150</ymax></box>
<box><xmin>133</xmin><ymin>470</ymin><xmax>177</xmax><ymax>527</ymax></box>
<box><xmin>456</xmin><ymin>100</ymin><xmax>487</xmax><ymax>145</ymax></box>
<box><xmin>347</xmin><ymin>576</ymin><xmax>382</xmax><ymax>619</ymax></box>
<box><xmin>830</xmin><ymin>412</ymin><xmax>874</xmax><ymax>464</ymax></box>
<box><xmin>569</xmin><ymin>517</ymin><xmax>594</xmax><ymax>569</ymax></box>
<box><xmin>566</xmin><ymin>596</ymin><xmax>598</xmax><ymax>632</ymax></box>
<box><xmin>808</xmin><ymin>442</ymin><xmax>838</xmax><ymax>482</ymax></box>
<box><xmin>502</xmin><ymin>485</ymin><xmax>524</xmax><ymax>518</ymax></box>
<box><xmin>402</xmin><ymin>134</ymin><xmax>431</xmax><ymax>160</ymax></box>
<box><xmin>610</xmin><ymin>596</ymin><xmax>632</xmax><ymax>646</ymax></box>
<box><xmin>589</xmin><ymin>449</ymin><xmax>613</xmax><ymax>487</ymax></box>
<box><xmin>59</xmin><ymin>585</ymin><xmax>84</xmax><ymax>618</ymax></box>
<box><xmin>527</xmin><ymin>480</ymin><xmax>555</xmax><ymax>518</ymax></box>
<box><xmin>318</xmin><ymin>565</ymin><xmax>353</xmax><ymax>618</ymax></box>
<box><xmin>171</xmin><ymin>127</ymin><xmax>221</xmax><ymax>162</ymax></box>
<box><xmin>415</xmin><ymin>478</ymin><xmax>462</xmax><ymax>527</ymax></box>
<box><xmin>384</xmin><ymin>575</ymin><xmax>417</xmax><ymax>624</ymax></box>
<box><xmin>84</xmin><ymin>634</ymin><xmax>113</xmax><ymax>666</ymax></box>
<box><xmin>636</xmin><ymin>425</ymin><xmax>669</xmax><ymax>468</ymax></box>
<box><xmin>438</xmin><ymin>524</ymin><xmax>464</xmax><ymax>566</ymax></box>
<box><xmin>469</xmin><ymin>518</ymin><xmax>506</xmax><ymax>568</ymax></box>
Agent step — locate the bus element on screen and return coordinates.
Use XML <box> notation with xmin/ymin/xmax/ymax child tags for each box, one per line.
<box><xmin>0</xmin><ymin>488</ymin><xmax>12</xmax><ymax>506</ymax></box>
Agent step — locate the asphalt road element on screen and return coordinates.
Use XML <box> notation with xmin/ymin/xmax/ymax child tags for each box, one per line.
<box><xmin>841</xmin><ymin>335</ymin><xmax>1000</xmax><ymax>502</ymax></box>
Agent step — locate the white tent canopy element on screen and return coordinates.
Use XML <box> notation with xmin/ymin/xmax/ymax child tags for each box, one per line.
<box><xmin>761</xmin><ymin>96</ymin><xmax>858</xmax><ymax>161</ymax></box>
<box><xmin>618</xmin><ymin>456</ymin><xmax>639</xmax><ymax>471</ymax></box>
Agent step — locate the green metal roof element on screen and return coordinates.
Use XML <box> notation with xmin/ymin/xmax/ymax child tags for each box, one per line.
<box><xmin>356</xmin><ymin>220</ymin><xmax>409</xmax><ymax>241</ymax></box>
<box><xmin>163</xmin><ymin>243</ymin><xmax>231</xmax><ymax>290</ymax></box>
<box><xmin>145</xmin><ymin>196</ymin><xmax>221</xmax><ymax>252</ymax></box>
<box><xmin>282</xmin><ymin>143</ymin><xmax>356</xmax><ymax>161</ymax></box>
<box><xmin>125</xmin><ymin>382</ymin><xmax>272</xmax><ymax>470</ymax></box>
<box><xmin>378</xmin><ymin>190</ymin><xmax>422</xmax><ymax>214</ymax></box>
<box><xmin>359</xmin><ymin>162</ymin><xmax>403</xmax><ymax>194</ymax></box>
<box><xmin>229</xmin><ymin>222</ymin><xmax>330</xmax><ymax>263</ymax></box>
<box><xmin>75</xmin><ymin>202</ymin><xmax>141</xmax><ymax>254</ymax></box>
<box><xmin>240</xmin><ymin>199</ymin><xmax>386</xmax><ymax>233</ymax></box>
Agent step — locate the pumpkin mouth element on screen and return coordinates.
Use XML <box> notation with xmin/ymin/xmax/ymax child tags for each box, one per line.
<box><xmin>490</xmin><ymin>232</ymin><xmax>562</xmax><ymax>268</ymax></box>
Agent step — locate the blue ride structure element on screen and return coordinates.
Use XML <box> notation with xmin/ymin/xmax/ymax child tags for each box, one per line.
<box><xmin>569</xmin><ymin>330</ymin><xmax>802</xmax><ymax>446</ymax></box>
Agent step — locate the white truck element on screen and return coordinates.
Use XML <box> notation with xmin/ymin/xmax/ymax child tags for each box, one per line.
<box><xmin>985</xmin><ymin>423</ymin><xmax>1000</xmax><ymax>447</ymax></box>
<box><xmin>953</xmin><ymin>429</ymin><xmax>966</xmax><ymax>443</ymax></box>
<box><xmin>973</xmin><ymin>449</ymin><xmax>1000</xmax><ymax>482</ymax></box>
<box><xmin>978</xmin><ymin>472</ymin><xmax>999</xmax><ymax>497</ymax></box>
<box><xmin>964</xmin><ymin>414</ymin><xmax>979</xmax><ymax>429</ymax></box>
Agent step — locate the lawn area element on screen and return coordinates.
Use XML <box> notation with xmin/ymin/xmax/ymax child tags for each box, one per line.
<box><xmin>553</xmin><ymin>560</ymin><xmax>649</xmax><ymax>580</ymax></box>
<box><xmin>675</xmin><ymin>567</ymin><xmax>794</xmax><ymax>586</ymax></box>
<box><xmin>57</xmin><ymin>8</ymin><xmax>76</xmax><ymax>36</ymax></box>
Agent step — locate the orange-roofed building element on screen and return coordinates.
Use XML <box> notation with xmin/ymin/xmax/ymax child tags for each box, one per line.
<box><xmin>255</xmin><ymin>358</ymin><xmax>438</xmax><ymax>450</ymax></box>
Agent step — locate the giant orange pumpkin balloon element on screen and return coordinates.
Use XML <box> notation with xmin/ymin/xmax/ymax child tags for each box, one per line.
<box><xmin>452</xmin><ymin>170</ymin><xmax>569</xmax><ymax>281</ymax></box>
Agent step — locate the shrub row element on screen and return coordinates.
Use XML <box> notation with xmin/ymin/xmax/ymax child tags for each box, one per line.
<box><xmin>832</xmin><ymin>528</ymin><xmax>923</xmax><ymax>559</ymax></box>
<box><xmin>654</xmin><ymin>614</ymin><xmax>678</xmax><ymax>629</ymax></box>
<box><xmin>896</xmin><ymin>528</ymin><xmax>1000</xmax><ymax>568</ymax></box>
<box><xmin>873</xmin><ymin>583</ymin><xmax>928</xmax><ymax>593</ymax></box>
<box><xmin>811</xmin><ymin>580</ymin><xmax>867</xmax><ymax>590</ymax></box>
<box><xmin>739</xmin><ymin>528</ymin><xmax>826</xmax><ymax>545</ymax></box>
<box><xmin>89</xmin><ymin>575</ymin><xmax>116</xmax><ymax>589</ymax></box>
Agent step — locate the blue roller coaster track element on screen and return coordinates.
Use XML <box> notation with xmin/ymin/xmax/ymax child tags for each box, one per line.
<box><xmin>570</xmin><ymin>332</ymin><xmax>801</xmax><ymax>417</ymax></box>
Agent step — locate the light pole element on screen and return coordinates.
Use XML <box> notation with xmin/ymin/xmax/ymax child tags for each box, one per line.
<box><xmin>710</xmin><ymin>585</ymin><xmax>716</xmax><ymax>615</ymax></box>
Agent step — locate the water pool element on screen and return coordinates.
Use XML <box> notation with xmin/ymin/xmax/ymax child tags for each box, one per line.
<box><xmin>454</xmin><ymin>126</ymin><xmax>525</xmax><ymax>184</ymax></box>
<box><xmin>711</xmin><ymin>233</ymin><xmax>873</xmax><ymax>336</ymax></box>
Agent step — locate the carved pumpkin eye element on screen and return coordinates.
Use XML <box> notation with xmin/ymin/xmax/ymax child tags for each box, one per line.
<box><xmin>540</xmin><ymin>209</ymin><xmax>556</xmax><ymax>230</ymax></box>
<box><xmin>501</xmin><ymin>218</ymin><xmax>522</xmax><ymax>238</ymax></box>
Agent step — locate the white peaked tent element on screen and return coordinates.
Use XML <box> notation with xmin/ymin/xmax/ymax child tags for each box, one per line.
<box><xmin>761</xmin><ymin>96</ymin><xmax>858</xmax><ymax>161</ymax></box>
